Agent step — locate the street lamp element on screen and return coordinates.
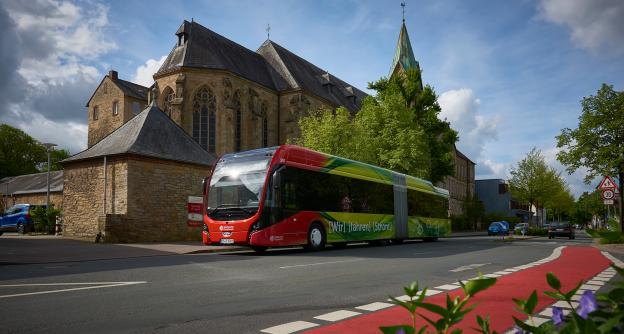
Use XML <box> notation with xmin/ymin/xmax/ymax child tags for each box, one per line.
<box><xmin>42</xmin><ymin>143</ymin><xmax>57</xmax><ymax>211</ymax></box>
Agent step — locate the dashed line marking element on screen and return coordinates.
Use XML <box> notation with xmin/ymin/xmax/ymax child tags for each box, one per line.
<box><xmin>279</xmin><ymin>259</ymin><xmax>364</xmax><ymax>269</ymax></box>
<box><xmin>260</xmin><ymin>321</ymin><xmax>319</xmax><ymax>334</ymax></box>
<box><xmin>580</xmin><ymin>284</ymin><xmax>601</xmax><ymax>291</ymax></box>
<box><xmin>435</xmin><ymin>284</ymin><xmax>460</xmax><ymax>291</ymax></box>
<box><xmin>355</xmin><ymin>302</ymin><xmax>393</xmax><ymax>311</ymax></box>
<box><xmin>314</xmin><ymin>310</ymin><xmax>361</xmax><ymax>322</ymax></box>
<box><xmin>552</xmin><ymin>301</ymin><xmax>578</xmax><ymax>309</ymax></box>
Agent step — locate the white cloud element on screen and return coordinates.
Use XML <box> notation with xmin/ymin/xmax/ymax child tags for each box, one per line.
<box><xmin>438</xmin><ymin>88</ymin><xmax>499</xmax><ymax>162</ymax></box>
<box><xmin>4</xmin><ymin>112</ymin><xmax>88</xmax><ymax>153</ymax></box>
<box><xmin>537</xmin><ymin>0</ymin><xmax>624</xmax><ymax>53</ymax></box>
<box><xmin>132</xmin><ymin>56</ymin><xmax>167</xmax><ymax>87</ymax></box>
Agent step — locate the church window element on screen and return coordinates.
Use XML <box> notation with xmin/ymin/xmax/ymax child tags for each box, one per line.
<box><xmin>263</xmin><ymin>118</ymin><xmax>268</xmax><ymax>147</ymax></box>
<box><xmin>162</xmin><ymin>87</ymin><xmax>175</xmax><ymax>118</ymax></box>
<box><xmin>192</xmin><ymin>86</ymin><xmax>216</xmax><ymax>152</ymax></box>
<box><xmin>93</xmin><ymin>106</ymin><xmax>99</xmax><ymax>120</ymax></box>
<box><xmin>235</xmin><ymin>110</ymin><xmax>241</xmax><ymax>152</ymax></box>
<box><xmin>112</xmin><ymin>101</ymin><xmax>119</xmax><ymax>116</ymax></box>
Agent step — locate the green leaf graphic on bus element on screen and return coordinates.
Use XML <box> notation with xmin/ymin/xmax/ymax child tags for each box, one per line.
<box><xmin>320</xmin><ymin>212</ymin><xmax>395</xmax><ymax>242</ymax></box>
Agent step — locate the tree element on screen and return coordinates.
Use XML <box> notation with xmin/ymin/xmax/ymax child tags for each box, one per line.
<box><xmin>556</xmin><ymin>84</ymin><xmax>624</xmax><ymax>230</ymax></box>
<box><xmin>0</xmin><ymin>124</ymin><xmax>70</xmax><ymax>179</ymax></box>
<box><xmin>508</xmin><ymin>148</ymin><xmax>560</xmax><ymax>225</ymax></box>
<box><xmin>297</xmin><ymin>67</ymin><xmax>457</xmax><ymax>183</ymax></box>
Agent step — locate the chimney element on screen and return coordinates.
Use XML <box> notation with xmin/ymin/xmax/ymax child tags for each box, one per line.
<box><xmin>109</xmin><ymin>70</ymin><xmax>118</xmax><ymax>80</ymax></box>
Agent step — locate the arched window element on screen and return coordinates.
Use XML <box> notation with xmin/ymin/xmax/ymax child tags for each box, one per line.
<box><xmin>162</xmin><ymin>87</ymin><xmax>175</xmax><ymax>117</ymax></box>
<box><xmin>192</xmin><ymin>86</ymin><xmax>216</xmax><ymax>152</ymax></box>
<box><xmin>235</xmin><ymin>110</ymin><xmax>242</xmax><ymax>152</ymax></box>
<box><xmin>260</xmin><ymin>101</ymin><xmax>268</xmax><ymax>147</ymax></box>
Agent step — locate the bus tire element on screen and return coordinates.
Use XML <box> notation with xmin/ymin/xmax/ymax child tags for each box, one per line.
<box><xmin>251</xmin><ymin>246</ymin><xmax>268</xmax><ymax>253</ymax></box>
<box><xmin>307</xmin><ymin>223</ymin><xmax>325</xmax><ymax>251</ymax></box>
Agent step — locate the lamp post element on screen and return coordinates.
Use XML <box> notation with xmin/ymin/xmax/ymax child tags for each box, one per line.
<box><xmin>42</xmin><ymin>143</ymin><xmax>57</xmax><ymax>212</ymax></box>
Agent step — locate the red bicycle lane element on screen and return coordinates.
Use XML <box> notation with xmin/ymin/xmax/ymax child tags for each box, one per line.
<box><xmin>303</xmin><ymin>246</ymin><xmax>612</xmax><ymax>334</ymax></box>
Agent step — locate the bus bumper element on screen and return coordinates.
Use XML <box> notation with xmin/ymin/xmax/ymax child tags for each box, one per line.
<box><xmin>202</xmin><ymin>230</ymin><xmax>211</xmax><ymax>245</ymax></box>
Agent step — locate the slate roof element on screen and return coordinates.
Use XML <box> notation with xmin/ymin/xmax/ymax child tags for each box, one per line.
<box><xmin>0</xmin><ymin>171</ymin><xmax>64</xmax><ymax>195</ymax></box>
<box><xmin>156</xmin><ymin>20</ymin><xmax>366</xmax><ymax>112</ymax></box>
<box><xmin>156</xmin><ymin>20</ymin><xmax>283</xmax><ymax>90</ymax></box>
<box><xmin>257</xmin><ymin>40</ymin><xmax>368</xmax><ymax>112</ymax></box>
<box><xmin>390</xmin><ymin>22</ymin><xmax>419</xmax><ymax>76</ymax></box>
<box><xmin>115</xmin><ymin>78</ymin><xmax>148</xmax><ymax>100</ymax></box>
<box><xmin>64</xmin><ymin>103</ymin><xmax>216</xmax><ymax>166</ymax></box>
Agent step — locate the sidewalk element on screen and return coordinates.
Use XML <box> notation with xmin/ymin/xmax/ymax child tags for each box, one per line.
<box><xmin>117</xmin><ymin>241</ymin><xmax>247</xmax><ymax>254</ymax></box>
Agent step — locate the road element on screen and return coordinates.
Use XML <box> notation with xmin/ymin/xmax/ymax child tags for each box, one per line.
<box><xmin>0</xmin><ymin>233</ymin><xmax>614</xmax><ymax>333</ymax></box>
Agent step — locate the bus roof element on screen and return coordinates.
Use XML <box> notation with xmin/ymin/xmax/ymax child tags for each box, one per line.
<box><xmin>276</xmin><ymin>145</ymin><xmax>449</xmax><ymax>198</ymax></box>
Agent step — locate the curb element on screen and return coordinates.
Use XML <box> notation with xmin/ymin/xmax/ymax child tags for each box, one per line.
<box><xmin>183</xmin><ymin>246</ymin><xmax>249</xmax><ymax>254</ymax></box>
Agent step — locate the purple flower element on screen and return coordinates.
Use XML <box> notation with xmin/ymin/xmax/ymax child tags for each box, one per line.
<box><xmin>551</xmin><ymin>306</ymin><xmax>564</xmax><ymax>325</ymax></box>
<box><xmin>576</xmin><ymin>290</ymin><xmax>598</xmax><ymax>319</ymax></box>
<box><xmin>514</xmin><ymin>326</ymin><xmax>527</xmax><ymax>334</ymax></box>
<box><xmin>395</xmin><ymin>329</ymin><xmax>406</xmax><ymax>334</ymax></box>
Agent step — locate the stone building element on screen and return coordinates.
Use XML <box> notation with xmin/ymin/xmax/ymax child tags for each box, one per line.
<box><xmin>62</xmin><ymin>102</ymin><xmax>215</xmax><ymax>242</ymax></box>
<box><xmin>0</xmin><ymin>171</ymin><xmax>64</xmax><ymax>212</ymax></box>
<box><xmin>88</xmin><ymin>20</ymin><xmax>367</xmax><ymax>156</ymax></box>
<box><xmin>389</xmin><ymin>21</ymin><xmax>476</xmax><ymax>217</ymax></box>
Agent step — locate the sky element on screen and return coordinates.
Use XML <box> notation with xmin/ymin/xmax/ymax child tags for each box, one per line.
<box><xmin>0</xmin><ymin>0</ymin><xmax>622</xmax><ymax>197</ymax></box>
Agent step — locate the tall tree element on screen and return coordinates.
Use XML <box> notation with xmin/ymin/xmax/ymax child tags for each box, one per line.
<box><xmin>556</xmin><ymin>84</ymin><xmax>624</xmax><ymax>230</ymax></box>
<box><xmin>0</xmin><ymin>124</ymin><xmax>69</xmax><ymax>179</ymax></box>
<box><xmin>509</xmin><ymin>148</ymin><xmax>559</xmax><ymax>225</ymax></box>
<box><xmin>298</xmin><ymin>67</ymin><xmax>457</xmax><ymax>183</ymax></box>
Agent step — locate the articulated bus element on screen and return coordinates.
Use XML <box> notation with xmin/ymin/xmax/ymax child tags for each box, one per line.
<box><xmin>201</xmin><ymin>145</ymin><xmax>450</xmax><ymax>252</ymax></box>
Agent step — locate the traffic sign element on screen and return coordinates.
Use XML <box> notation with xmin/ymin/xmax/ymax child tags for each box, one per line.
<box><xmin>598</xmin><ymin>176</ymin><xmax>617</xmax><ymax>190</ymax></box>
<box><xmin>604</xmin><ymin>199</ymin><xmax>614</xmax><ymax>205</ymax></box>
<box><xmin>602</xmin><ymin>189</ymin><xmax>615</xmax><ymax>200</ymax></box>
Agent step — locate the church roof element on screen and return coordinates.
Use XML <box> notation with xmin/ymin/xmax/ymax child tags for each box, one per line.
<box><xmin>257</xmin><ymin>40</ymin><xmax>367</xmax><ymax>112</ymax></box>
<box><xmin>156</xmin><ymin>20</ymin><xmax>284</xmax><ymax>90</ymax></box>
<box><xmin>64</xmin><ymin>103</ymin><xmax>216</xmax><ymax>166</ymax></box>
<box><xmin>390</xmin><ymin>22</ymin><xmax>419</xmax><ymax>76</ymax></box>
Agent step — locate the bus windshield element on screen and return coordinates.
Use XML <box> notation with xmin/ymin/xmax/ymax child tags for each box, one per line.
<box><xmin>207</xmin><ymin>153</ymin><xmax>272</xmax><ymax>219</ymax></box>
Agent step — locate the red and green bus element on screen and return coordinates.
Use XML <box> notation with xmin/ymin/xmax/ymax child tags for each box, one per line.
<box><xmin>202</xmin><ymin>145</ymin><xmax>450</xmax><ymax>252</ymax></box>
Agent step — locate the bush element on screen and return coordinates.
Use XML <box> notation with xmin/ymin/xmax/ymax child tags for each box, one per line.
<box><xmin>527</xmin><ymin>227</ymin><xmax>548</xmax><ymax>236</ymax></box>
<box><xmin>484</xmin><ymin>213</ymin><xmax>520</xmax><ymax>225</ymax></box>
<box><xmin>586</xmin><ymin>228</ymin><xmax>624</xmax><ymax>244</ymax></box>
<box><xmin>451</xmin><ymin>215</ymin><xmax>472</xmax><ymax>231</ymax></box>
<box><xmin>382</xmin><ymin>266</ymin><xmax>624</xmax><ymax>333</ymax></box>
<box><xmin>31</xmin><ymin>205</ymin><xmax>62</xmax><ymax>234</ymax></box>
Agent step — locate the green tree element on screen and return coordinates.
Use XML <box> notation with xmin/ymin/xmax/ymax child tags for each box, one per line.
<box><xmin>509</xmin><ymin>148</ymin><xmax>560</xmax><ymax>225</ymax></box>
<box><xmin>0</xmin><ymin>124</ymin><xmax>70</xmax><ymax>179</ymax></box>
<box><xmin>297</xmin><ymin>67</ymin><xmax>457</xmax><ymax>182</ymax></box>
<box><xmin>556</xmin><ymin>84</ymin><xmax>624</xmax><ymax>230</ymax></box>
<box><xmin>462</xmin><ymin>193</ymin><xmax>485</xmax><ymax>231</ymax></box>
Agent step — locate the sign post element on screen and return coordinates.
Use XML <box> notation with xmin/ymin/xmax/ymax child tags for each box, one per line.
<box><xmin>187</xmin><ymin>196</ymin><xmax>203</xmax><ymax>227</ymax></box>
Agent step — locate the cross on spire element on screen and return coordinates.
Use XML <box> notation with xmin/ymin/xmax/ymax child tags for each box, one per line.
<box><xmin>266</xmin><ymin>23</ymin><xmax>271</xmax><ymax>40</ymax></box>
<box><xmin>401</xmin><ymin>1</ymin><xmax>406</xmax><ymax>22</ymax></box>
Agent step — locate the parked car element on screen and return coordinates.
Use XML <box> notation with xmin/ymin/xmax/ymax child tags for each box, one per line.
<box><xmin>548</xmin><ymin>222</ymin><xmax>575</xmax><ymax>239</ymax></box>
<box><xmin>0</xmin><ymin>204</ymin><xmax>44</xmax><ymax>235</ymax></box>
<box><xmin>514</xmin><ymin>223</ymin><xmax>529</xmax><ymax>235</ymax></box>
<box><xmin>488</xmin><ymin>221</ymin><xmax>510</xmax><ymax>236</ymax></box>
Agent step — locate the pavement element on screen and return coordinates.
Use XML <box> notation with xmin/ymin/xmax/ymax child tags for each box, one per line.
<box><xmin>1</xmin><ymin>232</ymin><xmax>621</xmax><ymax>333</ymax></box>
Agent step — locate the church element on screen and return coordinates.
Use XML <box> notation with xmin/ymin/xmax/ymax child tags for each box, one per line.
<box><xmin>57</xmin><ymin>18</ymin><xmax>474</xmax><ymax>242</ymax></box>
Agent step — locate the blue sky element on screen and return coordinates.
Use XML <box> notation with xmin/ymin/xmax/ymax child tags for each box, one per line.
<box><xmin>1</xmin><ymin>0</ymin><xmax>623</xmax><ymax>196</ymax></box>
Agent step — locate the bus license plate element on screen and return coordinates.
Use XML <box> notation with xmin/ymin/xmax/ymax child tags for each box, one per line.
<box><xmin>220</xmin><ymin>239</ymin><xmax>234</xmax><ymax>244</ymax></box>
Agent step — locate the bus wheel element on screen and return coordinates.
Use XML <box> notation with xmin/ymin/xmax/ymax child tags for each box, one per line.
<box><xmin>307</xmin><ymin>223</ymin><xmax>325</xmax><ymax>251</ymax></box>
<box><xmin>251</xmin><ymin>246</ymin><xmax>268</xmax><ymax>253</ymax></box>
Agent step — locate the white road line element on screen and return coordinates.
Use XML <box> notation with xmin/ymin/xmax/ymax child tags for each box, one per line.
<box><xmin>279</xmin><ymin>259</ymin><xmax>364</xmax><ymax>269</ymax></box>
<box><xmin>314</xmin><ymin>310</ymin><xmax>361</xmax><ymax>322</ymax></box>
<box><xmin>0</xmin><ymin>282</ymin><xmax>147</xmax><ymax>299</ymax></box>
<box><xmin>580</xmin><ymin>284</ymin><xmax>601</xmax><ymax>291</ymax></box>
<box><xmin>260</xmin><ymin>321</ymin><xmax>319</xmax><ymax>334</ymax></box>
<box><xmin>528</xmin><ymin>316</ymin><xmax>551</xmax><ymax>326</ymax></box>
<box><xmin>483</xmin><ymin>273</ymin><xmax>501</xmax><ymax>278</ymax></box>
<box><xmin>449</xmin><ymin>263</ymin><xmax>491</xmax><ymax>272</ymax></box>
<box><xmin>539</xmin><ymin>307</ymin><xmax>571</xmax><ymax>317</ymax></box>
<box><xmin>493</xmin><ymin>271</ymin><xmax>511</xmax><ymax>275</ymax></box>
<box><xmin>552</xmin><ymin>301</ymin><xmax>578</xmax><ymax>309</ymax></box>
<box><xmin>592</xmin><ymin>276</ymin><xmax>612</xmax><ymax>282</ymax></box>
<box><xmin>585</xmin><ymin>280</ymin><xmax>605</xmax><ymax>286</ymax></box>
<box><xmin>390</xmin><ymin>295</ymin><xmax>412</xmax><ymax>302</ymax></box>
<box><xmin>355</xmin><ymin>302</ymin><xmax>394</xmax><ymax>311</ymax></box>
<box><xmin>0</xmin><ymin>282</ymin><xmax>145</xmax><ymax>287</ymax></box>
<box><xmin>435</xmin><ymin>284</ymin><xmax>460</xmax><ymax>291</ymax></box>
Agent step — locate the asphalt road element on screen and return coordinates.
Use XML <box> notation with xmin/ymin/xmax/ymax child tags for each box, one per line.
<box><xmin>0</xmin><ymin>233</ymin><xmax>612</xmax><ymax>333</ymax></box>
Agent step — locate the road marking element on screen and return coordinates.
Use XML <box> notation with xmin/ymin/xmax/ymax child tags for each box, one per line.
<box><xmin>592</xmin><ymin>276</ymin><xmax>612</xmax><ymax>282</ymax></box>
<box><xmin>314</xmin><ymin>310</ymin><xmax>361</xmax><ymax>322</ymax></box>
<box><xmin>493</xmin><ymin>271</ymin><xmax>511</xmax><ymax>275</ymax></box>
<box><xmin>585</xmin><ymin>280</ymin><xmax>605</xmax><ymax>286</ymax></box>
<box><xmin>279</xmin><ymin>259</ymin><xmax>364</xmax><ymax>269</ymax></box>
<box><xmin>355</xmin><ymin>302</ymin><xmax>393</xmax><ymax>311</ymax></box>
<box><xmin>0</xmin><ymin>281</ymin><xmax>146</xmax><ymax>299</ymax></box>
<box><xmin>260</xmin><ymin>321</ymin><xmax>319</xmax><ymax>334</ymax></box>
<box><xmin>552</xmin><ymin>301</ymin><xmax>578</xmax><ymax>309</ymax></box>
<box><xmin>449</xmin><ymin>263</ymin><xmax>491</xmax><ymax>272</ymax></box>
<box><xmin>435</xmin><ymin>284</ymin><xmax>460</xmax><ymax>291</ymax></box>
<box><xmin>483</xmin><ymin>273</ymin><xmax>501</xmax><ymax>278</ymax></box>
<box><xmin>580</xmin><ymin>284</ymin><xmax>601</xmax><ymax>291</ymax></box>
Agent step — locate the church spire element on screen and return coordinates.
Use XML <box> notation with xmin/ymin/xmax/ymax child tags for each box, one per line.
<box><xmin>389</xmin><ymin>10</ymin><xmax>419</xmax><ymax>79</ymax></box>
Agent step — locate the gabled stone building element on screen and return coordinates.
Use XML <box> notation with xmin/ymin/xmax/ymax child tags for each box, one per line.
<box><xmin>63</xmin><ymin>101</ymin><xmax>215</xmax><ymax>242</ymax></box>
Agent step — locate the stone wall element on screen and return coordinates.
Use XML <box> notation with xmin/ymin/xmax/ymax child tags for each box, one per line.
<box><xmin>278</xmin><ymin>91</ymin><xmax>330</xmax><ymax>143</ymax></box>
<box><xmin>438</xmin><ymin>149</ymin><xmax>476</xmax><ymax>217</ymax></box>
<box><xmin>3</xmin><ymin>192</ymin><xmax>63</xmax><ymax>209</ymax></box>
<box><xmin>62</xmin><ymin>157</ymin><xmax>128</xmax><ymax>240</ymax></box>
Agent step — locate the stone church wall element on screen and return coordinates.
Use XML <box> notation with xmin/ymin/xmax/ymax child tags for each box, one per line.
<box><xmin>278</xmin><ymin>91</ymin><xmax>331</xmax><ymax>143</ymax></box>
<box><xmin>87</xmin><ymin>77</ymin><xmax>128</xmax><ymax>147</ymax></box>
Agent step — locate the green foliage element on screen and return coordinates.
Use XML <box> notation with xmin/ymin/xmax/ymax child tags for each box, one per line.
<box><xmin>31</xmin><ymin>205</ymin><xmax>62</xmax><ymax>234</ymax></box>
<box><xmin>556</xmin><ymin>84</ymin><xmax>624</xmax><ymax>229</ymax></box>
<box><xmin>527</xmin><ymin>227</ymin><xmax>548</xmax><ymax>236</ymax></box>
<box><xmin>462</xmin><ymin>194</ymin><xmax>485</xmax><ymax>230</ymax></box>
<box><xmin>587</xmin><ymin>228</ymin><xmax>624</xmax><ymax>244</ymax></box>
<box><xmin>484</xmin><ymin>213</ymin><xmax>520</xmax><ymax>225</ymax></box>
<box><xmin>298</xmin><ymin>68</ymin><xmax>457</xmax><ymax>183</ymax></box>
<box><xmin>383</xmin><ymin>266</ymin><xmax>624</xmax><ymax>333</ymax></box>
<box><xmin>0</xmin><ymin>124</ymin><xmax>70</xmax><ymax>179</ymax></box>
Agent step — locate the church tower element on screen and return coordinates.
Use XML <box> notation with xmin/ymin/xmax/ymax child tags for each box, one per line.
<box><xmin>389</xmin><ymin>9</ymin><xmax>420</xmax><ymax>81</ymax></box>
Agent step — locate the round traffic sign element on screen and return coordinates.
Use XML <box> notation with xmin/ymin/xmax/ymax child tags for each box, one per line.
<box><xmin>602</xmin><ymin>189</ymin><xmax>615</xmax><ymax>200</ymax></box>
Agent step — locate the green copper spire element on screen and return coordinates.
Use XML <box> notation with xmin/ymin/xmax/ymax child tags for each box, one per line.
<box><xmin>389</xmin><ymin>22</ymin><xmax>419</xmax><ymax>78</ymax></box>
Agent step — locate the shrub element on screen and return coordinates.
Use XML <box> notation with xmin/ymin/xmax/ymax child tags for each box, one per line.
<box><xmin>586</xmin><ymin>228</ymin><xmax>624</xmax><ymax>244</ymax></box>
<box><xmin>527</xmin><ymin>227</ymin><xmax>548</xmax><ymax>236</ymax></box>
<box><xmin>31</xmin><ymin>205</ymin><xmax>62</xmax><ymax>234</ymax></box>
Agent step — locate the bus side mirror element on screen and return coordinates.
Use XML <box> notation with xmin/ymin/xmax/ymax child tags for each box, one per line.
<box><xmin>202</xmin><ymin>177</ymin><xmax>209</xmax><ymax>196</ymax></box>
<box><xmin>272</xmin><ymin>170</ymin><xmax>281</xmax><ymax>189</ymax></box>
